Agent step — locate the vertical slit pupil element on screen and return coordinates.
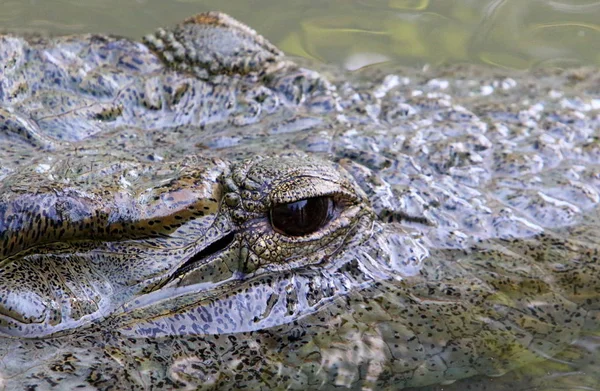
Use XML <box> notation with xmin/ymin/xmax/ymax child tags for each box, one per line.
<box><xmin>270</xmin><ymin>197</ymin><xmax>333</xmax><ymax>237</ymax></box>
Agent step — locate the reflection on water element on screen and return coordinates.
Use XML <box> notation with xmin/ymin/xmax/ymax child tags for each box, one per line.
<box><xmin>0</xmin><ymin>0</ymin><xmax>598</xmax><ymax>69</ymax></box>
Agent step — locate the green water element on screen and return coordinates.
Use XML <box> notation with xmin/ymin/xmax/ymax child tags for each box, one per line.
<box><xmin>0</xmin><ymin>0</ymin><xmax>599</xmax><ymax>69</ymax></box>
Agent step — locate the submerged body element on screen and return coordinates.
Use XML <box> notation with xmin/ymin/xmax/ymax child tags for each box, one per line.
<box><xmin>0</xmin><ymin>12</ymin><xmax>600</xmax><ymax>390</ymax></box>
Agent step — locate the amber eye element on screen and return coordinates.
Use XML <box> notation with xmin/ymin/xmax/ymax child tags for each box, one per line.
<box><xmin>270</xmin><ymin>197</ymin><xmax>334</xmax><ymax>237</ymax></box>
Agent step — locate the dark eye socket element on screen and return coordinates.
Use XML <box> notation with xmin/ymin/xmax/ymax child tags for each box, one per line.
<box><xmin>270</xmin><ymin>197</ymin><xmax>334</xmax><ymax>237</ymax></box>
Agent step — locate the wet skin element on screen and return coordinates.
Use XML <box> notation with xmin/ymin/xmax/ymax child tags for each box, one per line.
<box><xmin>1</xmin><ymin>12</ymin><xmax>600</xmax><ymax>390</ymax></box>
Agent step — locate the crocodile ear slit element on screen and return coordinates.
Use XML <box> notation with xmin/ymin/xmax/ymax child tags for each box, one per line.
<box><xmin>171</xmin><ymin>231</ymin><xmax>236</xmax><ymax>279</ymax></box>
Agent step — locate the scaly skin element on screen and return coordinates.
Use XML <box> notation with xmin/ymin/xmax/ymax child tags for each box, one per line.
<box><xmin>1</xmin><ymin>12</ymin><xmax>600</xmax><ymax>390</ymax></box>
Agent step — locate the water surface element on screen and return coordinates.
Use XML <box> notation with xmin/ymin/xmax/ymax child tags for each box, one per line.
<box><xmin>1</xmin><ymin>1</ymin><xmax>599</xmax><ymax>390</ymax></box>
<box><xmin>1</xmin><ymin>0</ymin><xmax>599</xmax><ymax>69</ymax></box>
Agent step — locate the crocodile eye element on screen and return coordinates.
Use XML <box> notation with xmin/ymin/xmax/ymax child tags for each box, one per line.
<box><xmin>270</xmin><ymin>197</ymin><xmax>334</xmax><ymax>237</ymax></box>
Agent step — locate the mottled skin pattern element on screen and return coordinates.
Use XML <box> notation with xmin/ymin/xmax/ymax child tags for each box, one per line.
<box><xmin>1</xmin><ymin>11</ymin><xmax>600</xmax><ymax>391</ymax></box>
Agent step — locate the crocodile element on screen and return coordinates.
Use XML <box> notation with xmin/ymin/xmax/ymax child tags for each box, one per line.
<box><xmin>1</xmin><ymin>11</ymin><xmax>600</xmax><ymax>391</ymax></box>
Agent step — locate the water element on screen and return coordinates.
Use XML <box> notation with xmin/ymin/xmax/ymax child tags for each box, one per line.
<box><xmin>0</xmin><ymin>0</ymin><xmax>599</xmax><ymax>69</ymax></box>
<box><xmin>1</xmin><ymin>1</ymin><xmax>600</xmax><ymax>390</ymax></box>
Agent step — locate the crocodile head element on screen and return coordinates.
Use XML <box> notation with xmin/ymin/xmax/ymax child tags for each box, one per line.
<box><xmin>0</xmin><ymin>152</ymin><xmax>374</xmax><ymax>336</ymax></box>
<box><xmin>1</xmin><ymin>12</ymin><xmax>600</xmax><ymax>391</ymax></box>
